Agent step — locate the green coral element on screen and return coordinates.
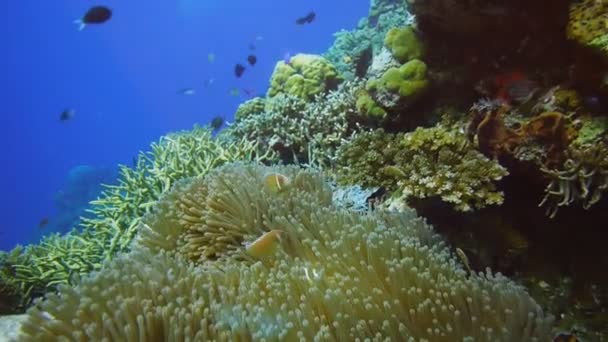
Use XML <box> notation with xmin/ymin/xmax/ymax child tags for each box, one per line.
<box><xmin>234</xmin><ymin>97</ymin><xmax>266</xmax><ymax>122</ymax></box>
<box><xmin>574</xmin><ymin>115</ymin><xmax>608</xmax><ymax>145</ymax></box>
<box><xmin>355</xmin><ymin>89</ymin><xmax>386</xmax><ymax>119</ymax></box>
<box><xmin>336</xmin><ymin>129</ymin><xmax>402</xmax><ymax>189</ymax></box>
<box><xmin>267</xmin><ymin>54</ymin><xmax>342</xmax><ymax>101</ymax></box>
<box><xmin>337</xmin><ymin>126</ymin><xmax>508</xmax><ymax>211</ymax></box>
<box><xmin>18</xmin><ymin>163</ymin><xmax>553</xmax><ymax>341</ymax></box>
<box><xmin>0</xmin><ymin>126</ymin><xmax>274</xmax><ymax>308</ymax></box>
<box><xmin>229</xmin><ymin>81</ymin><xmax>363</xmax><ymax>165</ymax></box>
<box><xmin>378</xmin><ymin>59</ymin><xmax>429</xmax><ymax>97</ymax></box>
<box><xmin>384</xmin><ymin>26</ymin><xmax>424</xmax><ymax>63</ymax></box>
<box><xmin>567</xmin><ymin>0</ymin><xmax>608</xmax><ymax>57</ymax></box>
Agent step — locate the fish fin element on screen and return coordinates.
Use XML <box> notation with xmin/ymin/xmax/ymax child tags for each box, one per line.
<box><xmin>74</xmin><ymin>19</ymin><xmax>85</xmax><ymax>31</ymax></box>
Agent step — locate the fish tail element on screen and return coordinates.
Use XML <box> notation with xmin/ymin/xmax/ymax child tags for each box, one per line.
<box><xmin>73</xmin><ymin>19</ymin><xmax>85</xmax><ymax>31</ymax></box>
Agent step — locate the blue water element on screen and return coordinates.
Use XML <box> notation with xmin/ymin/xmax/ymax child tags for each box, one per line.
<box><xmin>1</xmin><ymin>1</ymin><xmax>368</xmax><ymax>250</ymax></box>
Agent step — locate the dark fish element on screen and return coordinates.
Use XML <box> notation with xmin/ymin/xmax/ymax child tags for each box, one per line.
<box><xmin>354</xmin><ymin>44</ymin><xmax>373</xmax><ymax>78</ymax></box>
<box><xmin>249</xmin><ymin>43</ymin><xmax>256</xmax><ymax>51</ymax></box>
<box><xmin>247</xmin><ymin>55</ymin><xmax>257</xmax><ymax>66</ymax></box>
<box><xmin>553</xmin><ymin>332</ymin><xmax>579</xmax><ymax>342</ymax></box>
<box><xmin>75</xmin><ymin>6</ymin><xmax>112</xmax><ymax>30</ymax></box>
<box><xmin>39</xmin><ymin>217</ymin><xmax>49</xmax><ymax>229</ymax></box>
<box><xmin>210</xmin><ymin>115</ymin><xmax>224</xmax><ymax>131</ymax></box>
<box><xmin>242</xmin><ymin>88</ymin><xmax>256</xmax><ymax>97</ymax></box>
<box><xmin>60</xmin><ymin>108</ymin><xmax>75</xmax><ymax>122</ymax></box>
<box><xmin>234</xmin><ymin>63</ymin><xmax>246</xmax><ymax>78</ymax></box>
<box><xmin>296</xmin><ymin>11</ymin><xmax>316</xmax><ymax>25</ymax></box>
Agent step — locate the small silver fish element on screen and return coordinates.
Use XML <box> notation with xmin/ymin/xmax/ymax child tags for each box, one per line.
<box><xmin>178</xmin><ymin>88</ymin><xmax>196</xmax><ymax>95</ymax></box>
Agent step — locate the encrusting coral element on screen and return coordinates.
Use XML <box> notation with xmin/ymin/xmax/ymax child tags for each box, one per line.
<box><xmin>17</xmin><ymin>163</ymin><xmax>553</xmax><ymax>341</ymax></box>
<box><xmin>567</xmin><ymin>0</ymin><xmax>608</xmax><ymax>57</ymax></box>
<box><xmin>384</xmin><ymin>26</ymin><xmax>424</xmax><ymax>63</ymax></box>
<box><xmin>337</xmin><ymin>126</ymin><xmax>508</xmax><ymax>212</ymax></box>
<box><xmin>0</xmin><ymin>126</ymin><xmax>273</xmax><ymax>308</ymax></box>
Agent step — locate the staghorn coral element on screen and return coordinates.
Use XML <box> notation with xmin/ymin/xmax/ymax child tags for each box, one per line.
<box><xmin>228</xmin><ymin>81</ymin><xmax>363</xmax><ymax>166</ymax></box>
<box><xmin>18</xmin><ymin>163</ymin><xmax>553</xmax><ymax>341</ymax></box>
<box><xmin>337</xmin><ymin>126</ymin><xmax>508</xmax><ymax>212</ymax></box>
<box><xmin>234</xmin><ymin>96</ymin><xmax>266</xmax><ymax>122</ymax></box>
<box><xmin>539</xmin><ymin>143</ymin><xmax>608</xmax><ymax>218</ymax></box>
<box><xmin>0</xmin><ymin>126</ymin><xmax>273</xmax><ymax>309</ymax></box>
<box><xmin>267</xmin><ymin>54</ymin><xmax>342</xmax><ymax>100</ymax></box>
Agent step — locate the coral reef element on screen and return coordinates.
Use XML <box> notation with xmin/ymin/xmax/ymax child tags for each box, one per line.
<box><xmin>567</xmin><ymin>0</ymin><xmax>608</xmax><ymax>57</ymax></box>
<box><xmin>337</xmin><ymin>126</ymin><xmax>508</xmax><ymax>211</ymax></box>
<box><xmin>234</xmin><ymin>97</ymin><xmax>266</xmax><ymax>121</ymax></box>
<box><xmin>17</xmin><ymin>163</ymin><xmax>553</xmax><ymax>341</ymax></box>
<box><xmin>324</xmin><ymin>1</ymin><xmax>414</xmax><ymax>79</ymax></box>
<box><xmin>267</xmin><ymin>54</ymin><xmax>342</xmax><ymax>100</ymax></box>
<box><xmin>228</xmin><ymin>81</ymin><xmax>363</xmax><ymax>165</ymax></box>
<box><xmin>0</xmin><ymin>126</ymin><xmax>272</xmax><ymax>309</ymax></box>
<box><xmin>384</xmin><ymin>26</ymin><xmax>424</xmax><ymax>63</ymax></box>
<box><xmin>540</xmin><ymin>142</ymin><xmax>608</xmax><ymax>218</ymax></box>
<box><xmin>367</xmin><ymin>59</ymin><xmax>430</xmax><ymax>109</ymax></box>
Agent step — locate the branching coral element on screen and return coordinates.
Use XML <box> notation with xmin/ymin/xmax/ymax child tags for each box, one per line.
<box><xmin>337</xmin><ymin>126</ymin><xmax>508</xmax><ymax>211</ymax></box>
<box><xmin>228</xmin><ymin>81</ymin><xmax>363</xmax><ymax>166</ymax></box>
<box><xmin>539</xmin><ymin>143</ymin><xmax>608</xmax><ymax>218</ymax></box>
<box><xmin>324</xmin><ymin>4</ymin><xmax>414</xmax><ymax>79</ymax></box>
<box><xmin>234</xmin><ymin>96</ymin><xmax>266</xmax><ymax>121</ymax></box>
<box><xmin>0</xmin><ymin>126</ymin><xmax>273</xmax><ymax>308</ymax></box>
<box><xmin>18</xmin><ymin>163</ymin><xmax>553</xmax><ymax>341</ymax></box>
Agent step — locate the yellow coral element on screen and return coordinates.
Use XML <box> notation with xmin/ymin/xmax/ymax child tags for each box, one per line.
<box><xmin>267</xmin><ymin>54</ymin><xmax>342</xmax><ymax>100</ymax></box>
<box><xmin>567</xmin><ymin>0</ymin><xmax>608</xmax><ymax>54</ymax></box>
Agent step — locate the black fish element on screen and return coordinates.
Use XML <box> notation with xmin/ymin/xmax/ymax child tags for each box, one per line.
<box><xmin>296</xmin><ymin>11</ymin><xmax>316</xmax><ymax>25</ymax></box>
<box><xmin>234</xmin><ymin>63</ymin><xmax>246</xmax><ymax>78</ymax></box>
<box><xmin>75</xmin><ymin>6</ymin><xmax>112</xmax><ymax>30</ymax></box>
<box><xmin>60</xmin><ymin>108</ymin><xmax>75</xmax><ymax>122</ymax></box>
<box><xmin>210</xmin><ymin>115</ymin><xmax>224</xmax><ymax>131</ymax></box>
<box><xmin>354</xmin><ymin>44</ymin><xmax>373</xmax><ymax>78</ymax></box>
<box><xmin>247</xmin><ymin>55</ymin><xmax>257</xmax><ymax>66</ymax></box>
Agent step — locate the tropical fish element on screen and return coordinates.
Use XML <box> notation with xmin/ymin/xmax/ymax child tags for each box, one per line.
<box><xmin>296</xmin><ymin>11</ymin><xmax>316</xmax><ymax>25</ymax></box>
<box><xmin>553</xmin><ymin>332</ymin><xmax>580</xmax><ymax>342</ymax></box>
<box><xmin>234</xmin><ymin>63</ymin><xmax>246</xmax><ymax>78</ymax></box>
<box><xmin>283</xmin><ymin>52</ymin><xmax>292</xmax><ymax>65</ymax></box>
<box><xmin>248</xmin><ymin>43</ymin><xmax>256</xmax><ymax>51</ymax></box>
<box><xmin>60</xmin><ymin>108</ymin><xmax>75</xmax><ymax>122</ymax></box>
<box><xmin>39</xmin><ymin>217</ymin><xmax>49</xmax><ymax>229</ymax></box>
<box><xmin>245</xmin><ymin>230</ymin><xmax>285</xmax><ymax>259</ymax></box>
<box><xmin>178</xmin><ymin>88</ymin><xmax>196</xmax><ymax>95</ymax></box>
<box><xmin>207</xmin><ymin>53</ymin><xmax>215</xmax><ymax>63</ymax></box>
<box><xmin>247</xmin><ymin>54</ymin><xmax>257</xmax><ymax>66</ymax></box>
<box><xmin>203</xmin><ymin>78</ymin><xmax>215</xmax><ymax>87</ymax></box>
<box><xmin>74</xmin><ymin>6</ymin><xmax>112</xmax><ymax>31</ymax></box>
<box><xmin>494</xmin><ymin>71</ymin><xmax>539</xmax><ymax>104</ymax></box>
<box><xmin>210</xmin><ymin>115</ymin><xmax>224</xmax><ymax>131</ymax></box>
<box><xmin>229</xmin><ymin>88</ymin><xmax>240</xmax><ymax>97</ymax></box>
<box><xmin>242</xmin><ymin>88</ymin><xmax>256</xmax><ymax>98</ymax></box>
<box><xmin>264</xmin><ymin>173</ymin><xmax>290</xmax><ymax>193</ymax></box>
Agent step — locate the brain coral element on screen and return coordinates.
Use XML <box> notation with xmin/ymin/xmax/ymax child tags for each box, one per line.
<box><xmin>267</xmin><ymin>54</ymin><xmax>342</xmax><ymax>100</ymax></box>
<box><xmin>17</xmin><ymin>163</ymin><xmax>553</xmax><ymax>341</ymax></box>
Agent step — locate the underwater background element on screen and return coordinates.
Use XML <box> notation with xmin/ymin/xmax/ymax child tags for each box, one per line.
<box><xmin>2</xmin><ymin>0</ymin><xmax>608</xmax><ymax>340</ymax></box>
<box><xmin>1</xmin><ymin>0</ymin><xmax>367</xmax><ymax>250</ymax></box>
